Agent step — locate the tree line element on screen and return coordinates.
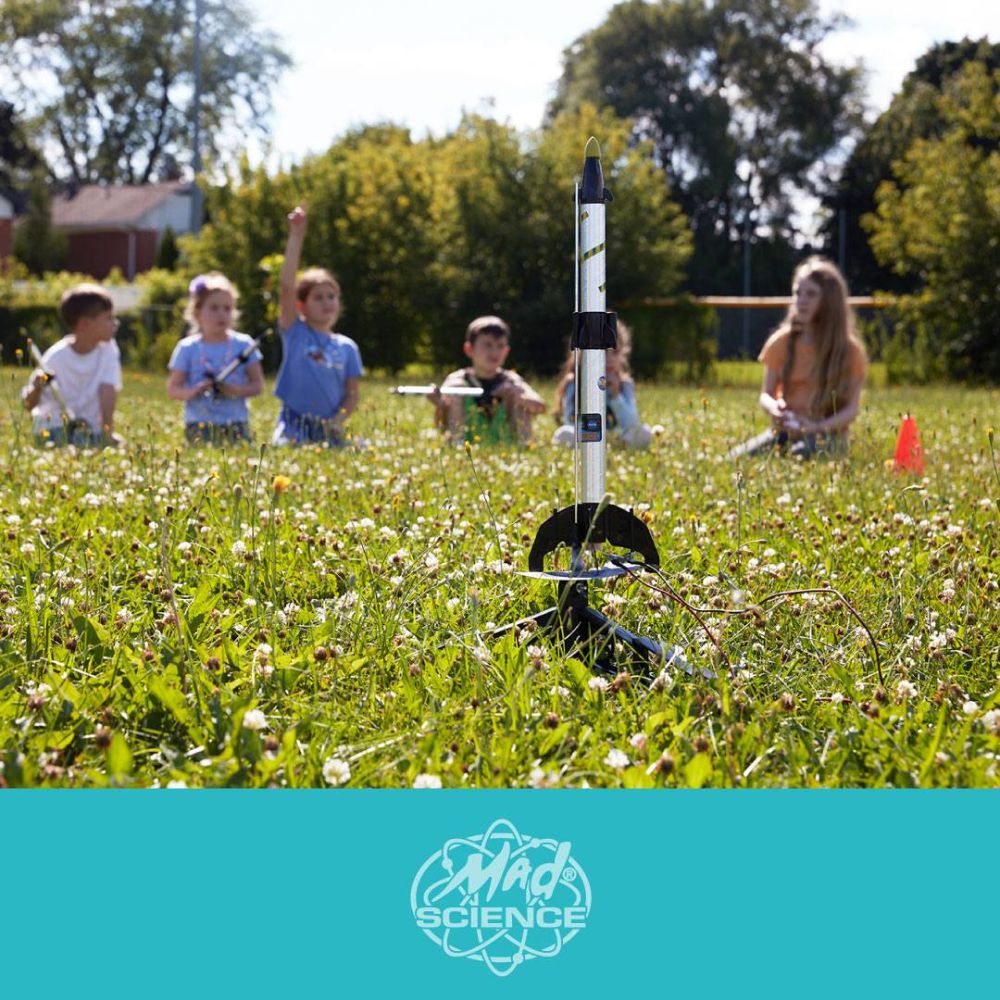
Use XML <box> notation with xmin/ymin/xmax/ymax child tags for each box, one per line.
<box><xmin>1</xmin><ymin>0</ymin><xmax>996</xmax><ymax>379</ymax></box>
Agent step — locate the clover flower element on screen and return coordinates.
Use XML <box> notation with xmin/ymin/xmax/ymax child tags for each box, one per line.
<box><xmin>323</xmin><ymin>757</ymin><xmax>351</xmax><ymax>786</ymax></box>
<box><xmin>242</xmin><ymin>708</ymin><xmax>267</xmax><ymax>731</ymax></box>
<box><xmin>413</xmin><ymin>773</ymin><xmax>442</xmax><ymax>789</ymax></box>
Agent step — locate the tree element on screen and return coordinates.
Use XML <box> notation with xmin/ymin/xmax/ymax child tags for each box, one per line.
<box><xmin>865</xmin><ymin>62</ymin><xmax>1000</xmax><ymax>381</ymax></box>
<box><xmin>12</xmin><ymin>171</ymin><xmax>66</xmax><ymax>274</ymax></box>
<box><xmin>182</xmin><ymin>107</ymin><xmax>691</xmax><ymax>373</ymax></box>
<box><xmin>548</xmin><ymin>0</ymin><xmax>863</xmax><ymax>294</ymax></box>
<box><xmin>823</xmin><ymin>37</ymin><xmax>1000</xmax><ymax>294</ymax></box>
<box><xmin>155</xmin><ymin>225</ymin><xmax>180</xmax><ymax>271</ymax></box>
<box><xmin>0</xmin><ymin>98</ymin><xmax>37</xmax><ymax>192</ymax></box>
<box><xmin>433</xmin><ymin>105</ymin><xmax>691</xmax><ymax>373</ymax></box>
<box><xmin>0</xmin><ymin>0</ymin><xmax>291</xmax><ymax>184</ymax></box>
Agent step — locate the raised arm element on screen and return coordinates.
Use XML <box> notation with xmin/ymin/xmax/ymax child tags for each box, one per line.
<box><xmin>279</xmin><ymin>203</ymin><xmax>308</xmax><ymax>331</ymax></box>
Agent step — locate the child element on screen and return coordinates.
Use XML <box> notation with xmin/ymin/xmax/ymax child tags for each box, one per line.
<box><xmin>272</xmin><ymin>203</ymin><xmax>363</xmax><ymax>446</ymax></box>
<box><xmin>731</xmin><ymin>257</ymin><xmax>868</xmax><ymax>459</ymax></box>
<box><xmin>166</xmin><ymin>273</ymin><xmax>263</xmax><ymax>444</ymax></box>
<box><xmin>22</xmin><ymin>283</ymin><xmax>123</xmax><ymax>447</ymax></box>
<box><xmin>552</xmin><ymin>321</ymin><xmax>652</xmax><ymax>450</ymax></box>
<box><xmin>432</xmin><ymin>316</ymin><xmax>545</xmax><ymax>445</ymax></box>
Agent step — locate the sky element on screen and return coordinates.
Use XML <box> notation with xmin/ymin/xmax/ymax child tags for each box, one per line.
<box><xmin>245</xmin><ymin>0</ymin><xmax>1000</xmax><ymax>164</ymax></box>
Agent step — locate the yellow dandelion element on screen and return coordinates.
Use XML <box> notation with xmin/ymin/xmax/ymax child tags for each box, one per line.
<box><xmin>272</xmin><ymin>474</ymin><xmax>292</xmax><ymax>494</ymax></box>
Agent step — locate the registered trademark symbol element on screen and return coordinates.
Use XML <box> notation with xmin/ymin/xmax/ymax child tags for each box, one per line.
<box><xmin>561</xmin><ymin>867</ymin><xmax>577</xmax><ymax>882</ymax></box>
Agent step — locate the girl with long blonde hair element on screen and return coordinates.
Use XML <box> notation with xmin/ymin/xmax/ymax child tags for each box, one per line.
<box><xmin>735</xmin><ymin>257</ymin><xmax>868</xmax><ymax>458</ymax></box>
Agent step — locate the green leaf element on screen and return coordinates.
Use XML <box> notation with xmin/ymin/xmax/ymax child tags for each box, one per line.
<box><xmin>107</xmin><ymin>733</ymin><xmax>133</xmax><ymax>780</ymax></box>
<box><xmin>148</xmin><ymin>678</ymin><xmax>192</xmax><ymax>727</ymax></box>
<box><xmin>684</xmin><ymin>753</ymin><xmax>713</xmax><ymax>789</ymax></box>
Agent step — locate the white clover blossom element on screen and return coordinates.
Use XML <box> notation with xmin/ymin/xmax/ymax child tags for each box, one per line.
<box><xmin>895</xmin><ymin>680</ymin><xmax>918</xmax><ymax>700</ymax></box>
<box><xmin>242</xmin><ymin>708</ymin><xmax>267</xmax><ymax>731</ymax></box>
<box><xmin>603</xmin><ymin>748</ymin><xmax>630</xmax><ymax>769</ymax></box>
<box><xmin>588</xmin><ymin>676</ymin><xmax>610</xmax><ymax>693</ymax></box>
<box><xmin>323</xmin><ymin>757</ymin><xmax>351</xmax><ymax>786</ymax></box>
<box><xmin>412</xmin><ymin>773</ymin><xmax>442</xmax><ymax>789</ymax></box>
<box><xmin>528</xmin><ymin>767</ymin><xmax>550</xmax><ymax>789</ymax></box>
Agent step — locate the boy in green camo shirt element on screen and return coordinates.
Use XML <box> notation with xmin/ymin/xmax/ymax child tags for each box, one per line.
<box><xmin>432</xmin><ymin>316</ymin><xmax>545</xmax><ymax>445</ymax></box>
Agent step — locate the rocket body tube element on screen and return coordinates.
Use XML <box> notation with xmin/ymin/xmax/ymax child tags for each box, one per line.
<box><xmin>577</xmin><ymin>202</ymin><xmax>606</xmax><ymax>503</ymax></box>
<box><xmin>574</xmin><ymin>137</ymin><xmax>616</xmax><ymax>506</ymax></box>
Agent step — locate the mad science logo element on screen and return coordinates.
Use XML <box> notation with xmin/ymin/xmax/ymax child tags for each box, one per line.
<box><xmin>410</xmin><ymin>818</ymin><xmax>591</xmax><ymax>977</ymax></box>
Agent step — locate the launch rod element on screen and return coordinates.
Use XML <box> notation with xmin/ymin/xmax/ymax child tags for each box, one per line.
<box><xmin>390</xmin><ymin>385</ymin><xmax>483</xmax><ymax>397</ymax></box>
<box><xmin>203</xmin><ymin>331</ymin><xmax>269</xmax><ymax>397</ymax></box>
<box><xmin>26</xmin><ymin>338</ymin><xmax>77</xmax><ymax>421</ymax></box>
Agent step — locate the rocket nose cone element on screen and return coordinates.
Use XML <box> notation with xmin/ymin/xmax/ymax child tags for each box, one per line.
<box><xmin>584</xmin><ymin>136</ymin><xmax>601</xmax><ymax>159</ymax></box>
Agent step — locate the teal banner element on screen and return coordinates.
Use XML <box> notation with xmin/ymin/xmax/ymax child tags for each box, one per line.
<box><xmin>2</xmin><ymin>792</ymin><xmax>994</xmax><ymax>997</ymax></box>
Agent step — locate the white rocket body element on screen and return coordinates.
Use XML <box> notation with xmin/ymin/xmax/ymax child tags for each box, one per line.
<box><xmin>576</xmin><ymin>200</ymin><xmax>607</xmax><ymax>504</ymax></box>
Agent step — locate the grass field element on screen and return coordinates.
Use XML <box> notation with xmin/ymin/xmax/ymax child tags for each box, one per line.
<box><xmin>1</xmin><ymin>363</ymin><xmax>997</xmax><ymax>788</ymax></box>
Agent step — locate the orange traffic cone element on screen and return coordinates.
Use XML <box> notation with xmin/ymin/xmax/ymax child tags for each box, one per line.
<box><xmin>893</xmin><ymin>414</ymin><xmax>924</xmax><ymax>474</ymax></box>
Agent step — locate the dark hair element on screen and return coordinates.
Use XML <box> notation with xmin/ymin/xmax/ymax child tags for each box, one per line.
<box><xmin>296</xmin><ymin>267</ymin><xmax>342</xmax><ymax>303</ymax></box>
<box><xmin>60</xmin><ymin>283</ymin><xmax>114</xmax><ymax>329</ymax></box>
<box><xmin>466</xmin><ymin>315</ymin><xmax>510</xmax><ymax>345</ymax></box>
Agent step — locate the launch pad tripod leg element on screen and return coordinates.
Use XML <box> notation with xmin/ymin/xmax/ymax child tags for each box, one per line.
<box><xmin>494</xmin><ymin>581</ymin><xmax>663</xmax><ymax>675</ymax></box>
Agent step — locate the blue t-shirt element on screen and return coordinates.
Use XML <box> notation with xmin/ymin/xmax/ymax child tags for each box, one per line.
<box><xmin>273</xmin><ymin>318</ymin><xmax>363</xmax><ymax>419</ymax></box>
<box><xmin>168</xmin><ymin>332</ymin><xmax>262</xmax><ymax>425</ymax></box>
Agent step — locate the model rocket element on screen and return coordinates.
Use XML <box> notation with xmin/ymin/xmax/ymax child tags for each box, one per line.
<box><xmin>528</xmin><ymin>138</ymin><xmax>659</xmax><ymax>575</ymax></box>
<box><xmin>505</xmin><ymin>138</ymin><xmax>662</xmax><ymax>672</ymax></box>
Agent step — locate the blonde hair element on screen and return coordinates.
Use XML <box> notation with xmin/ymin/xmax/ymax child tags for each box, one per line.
<box><xmin>554</xmin><ymin>321</ymin><xmax>634</xmax><ymax>420</ymax></box>
<box><xmin>779</xmin><ymin>257</ymin><xmax>866</xmax><ymax>419</ymax></box>
<box><xmin>185</xmin><ymin>272</ymin><xmax>240</xmax><ymax>328</ymax></box>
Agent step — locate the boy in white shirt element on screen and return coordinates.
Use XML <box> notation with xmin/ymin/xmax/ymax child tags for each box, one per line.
<box><xmin>22</xmin><ymin>283</ymin><xmax>123</xmax><ymax>446</ymax></box>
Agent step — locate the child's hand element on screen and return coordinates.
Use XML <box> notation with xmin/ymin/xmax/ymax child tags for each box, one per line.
<box><xmin>491</xmin><ymin>379</ymin><xmax>522</xmax><ymax>402</ymax></box>
<box><xmin>287</xmin><ymin>203</ymin><xmax>308</xmax><ymax>234</ymax></box>
<box><xmin>605</xmin><ymin>369</ymin><xmax>622</xmax><ymax>396</ymax></box>
<box><xmin>30</xmin><ymin>370</ymin><xmax>49</xmax><ymax>391</ymax></box>
<box><xmin>779</xmin><ymin>408</ymin><xmax>804</xmax><ymax>432</ymax></box>
<box><xmin>190</xmin><ymin>378</ymin><xmax>213</xmax><ymax>399</ymax></box>
<box><xmin>215</xmin><ymin>380</ymin><xmax>241</xmax><ymax>398</ymax></box>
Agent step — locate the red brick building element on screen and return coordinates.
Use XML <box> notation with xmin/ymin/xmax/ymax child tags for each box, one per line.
<box><xmin>49</xmin><ymin>181</ymin><xmax>195</xmax><ymax>279</ymax></box>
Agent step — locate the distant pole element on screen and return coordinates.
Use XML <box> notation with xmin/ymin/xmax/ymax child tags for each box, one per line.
<box><xmin>190</xmin><ymin>0</ymin><xmax>203</xmax><ymax>231</ymax></box>
<box><xmin>838</xmin><ymin>206</ymin><xmax>847</xmax><ymax>272</ymax></box>
<box><xmin>742</xmin><ymin>207</ymin><xmax>752</xmax><ymax>357</ymax></box>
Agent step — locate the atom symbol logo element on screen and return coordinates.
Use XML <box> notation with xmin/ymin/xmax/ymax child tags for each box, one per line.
<box><xmin>410</xmin><ymin>818</ymin><xmax>591</xmax><ymax>977</ymax></box>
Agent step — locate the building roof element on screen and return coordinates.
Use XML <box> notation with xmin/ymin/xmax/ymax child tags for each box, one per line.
<box><xmin>51</xmin><ymin>181</ymin><xmax>190</xmax><ymax>228</ymax></box>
